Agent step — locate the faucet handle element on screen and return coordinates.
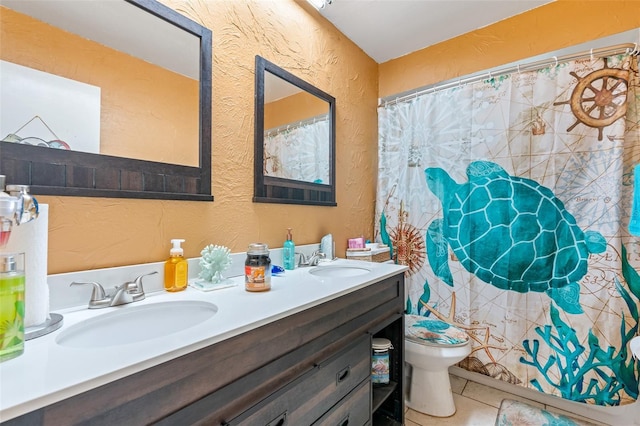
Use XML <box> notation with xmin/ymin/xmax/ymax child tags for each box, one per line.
<box><xmin>310</xmin><ymin>250</ymin><xmax>326</xmax><ymax>266</ymax></box>
<box><xmin>70</xmin><ymin>281</ymin><xmax>109</xmax><ymax>308</ymax></box>
<box><xmin>296</xmin><ymin>252</ymin><xmax>308</xmax><ymax>267</ymax></box>
<box><xmin>129</xmin><ymin>271</ymin><xmax>158</xmax><ymax>294</ymax></box>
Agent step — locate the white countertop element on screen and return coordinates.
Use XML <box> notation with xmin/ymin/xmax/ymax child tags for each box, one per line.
<box><xmin>0</xmin><ymin>259</ymin><xmax>407</xmax><ymax>421</ymax></box>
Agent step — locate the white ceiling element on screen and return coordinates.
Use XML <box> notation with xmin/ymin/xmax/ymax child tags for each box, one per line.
<box><xmin>3</xmin><ymin>0</ymin><xmax>555</xmax><ymax>78</ymax></box>
<box><xmin>317</xmin><ymin>0</ymin><xmax>553</xmax><ymax>63</ymax></box>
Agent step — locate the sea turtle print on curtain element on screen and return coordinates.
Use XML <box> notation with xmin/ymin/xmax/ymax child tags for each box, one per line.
<box><xmin>376</xmin><ymin>53</ymin><xmax>640</xmax><ymax>406</ymax></box>
<box><xmin>425</xmin><ymin>160</ymin><xmax>607</xmax><ymax>315</ymax></box>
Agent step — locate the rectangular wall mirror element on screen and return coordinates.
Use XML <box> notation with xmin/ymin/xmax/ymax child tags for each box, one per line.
<box><xmin>254</xmin><ymin>55</ymin><xmax>336</xmax><ymax>206</ymax></box>
<box><xmin>0</xmin><ymin>0</ymin><xmax>212</xmax><ymax>201</ymax></box>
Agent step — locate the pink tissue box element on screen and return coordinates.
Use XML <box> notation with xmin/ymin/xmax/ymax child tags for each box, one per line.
<box><xmin>348</xmin><ymin>237</ymin><xmax>365</xmax><ymax>249</ymax></box>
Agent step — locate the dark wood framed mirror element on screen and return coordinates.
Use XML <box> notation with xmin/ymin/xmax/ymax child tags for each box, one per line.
<box><xmin>0</xmin><ymin>0</ymin><xmax>212</xmax><ymax>201</ymax></box>
<box><xmin>254</xmin><ymin>55</ymin><xmax>336</xmax><ymax>206</ymax></box>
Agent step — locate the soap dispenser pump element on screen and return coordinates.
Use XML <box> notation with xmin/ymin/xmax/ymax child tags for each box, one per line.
<box><xmin>165</xmin><ymin>239</ymin><xmax>188</xmax><ymax>292</ymax></box>
<box><xmin>283</xmin><ymin>228</ymin><xmax>295</xmax><ymax>270</ymax></box>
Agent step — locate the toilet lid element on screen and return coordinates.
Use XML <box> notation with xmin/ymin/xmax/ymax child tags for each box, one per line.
<box><xmin>405</xmin><ymin>314</ymin><xmax>469</xmax><ymax>347</ymax></box>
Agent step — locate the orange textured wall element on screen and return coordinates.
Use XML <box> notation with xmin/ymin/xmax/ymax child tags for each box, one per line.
<box><xmin>30</xmin><ymin>0</ymin><xmax>378</xmax><ymax>274</ymax></box>
<box><xmin>0</xmin><ymin>7</ymin><xmax>199</xmax><ymax>166</ymax></box>
<box><xmin>379</xmin><ymin>0</ymin><xmax>640</xmax><ymax>98</ymax></box>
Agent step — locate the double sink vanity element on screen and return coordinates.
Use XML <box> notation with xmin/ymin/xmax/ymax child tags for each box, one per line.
<box><xmin>1</xmin><ymin>259</ymin><xmax>407</xmax><ymax>425</ymax></box>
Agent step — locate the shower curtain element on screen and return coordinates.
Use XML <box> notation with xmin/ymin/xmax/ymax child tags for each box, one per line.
<box><xmin>264</xmin><ymin>117</ymin><xmax>330</xmax><ymax>184</ymax></box>
<box><xmin>376</xmin><ymin>53</ymin><xmax>640</xmax><ymax>406</ymax></box>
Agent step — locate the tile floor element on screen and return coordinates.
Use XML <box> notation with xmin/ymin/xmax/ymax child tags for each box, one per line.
<box><xmin>404</xmin><ymin>374</ymin><xmax>609</xmax><ymax>426</ymax></box>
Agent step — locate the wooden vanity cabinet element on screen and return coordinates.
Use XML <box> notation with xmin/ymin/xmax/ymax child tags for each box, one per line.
<box><xmin>225</xmin><ymin>334</ymin><xmax>372</xmax><ymax>425</ymax></box>
<box><xmin>4</xmin><ymin>273</ymin><xmax>404</xmax><ymax>426</ymax></box>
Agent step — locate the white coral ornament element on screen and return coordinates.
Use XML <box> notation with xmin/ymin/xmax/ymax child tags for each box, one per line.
<box><xmin>198</xmin><ymin>245</ymin><xmax>232</xmax><ymax>283</ymax></box>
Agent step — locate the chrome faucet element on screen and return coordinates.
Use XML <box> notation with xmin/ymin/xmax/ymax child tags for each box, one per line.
<box><xmin>297</xmin><ymin>250</ymin><xmax>326</xmax><ymax>267</ymax></box>
<box><xmin>71</xmin><ymin>271</ymin><xmax>158</xmax><ymax>309</ymax></box>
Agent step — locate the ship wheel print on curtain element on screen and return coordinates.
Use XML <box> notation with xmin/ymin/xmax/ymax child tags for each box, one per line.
<box><xmin>554</xmin><ymin>57</ymin><xmax>630</xmax><ymax>141</ymax></box>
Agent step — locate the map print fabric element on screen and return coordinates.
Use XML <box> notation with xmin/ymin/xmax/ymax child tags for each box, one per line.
<box><xmin>376</xmin><ymin>54</ymin><xmax>640</xmax><ymax>406</ymax></box>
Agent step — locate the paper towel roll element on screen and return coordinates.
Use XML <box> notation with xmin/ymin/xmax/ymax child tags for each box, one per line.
<box><xmin>2</xmin><ymin>204</ymin><xmax>49</xmax><ymax>327</ymax></box>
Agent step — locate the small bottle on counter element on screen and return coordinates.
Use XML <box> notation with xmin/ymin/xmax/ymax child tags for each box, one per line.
<box><xmin>283</xmin><ymin>228</ymin><xmax>295</xmax><ymax>270</ymax></box>
<box><xmin>164</xmin><ymin>239</ymin><xmax>188</xmax><ymax>292</ymax></box>
<box><xmin>245</xmin><ymin>243</ymin><xmax>271</xmax><ymax>292</ymax></box>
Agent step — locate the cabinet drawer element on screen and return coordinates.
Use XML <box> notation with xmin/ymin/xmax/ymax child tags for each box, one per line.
<box><xmin>228</xmin><ymin>334</ymin><xmax>370</xmax><ymax>425</ymax></box>
<box><xmin>312</xmin><ymin>379</ymin><xmax>371</xmax><ymax>426</ymax></box>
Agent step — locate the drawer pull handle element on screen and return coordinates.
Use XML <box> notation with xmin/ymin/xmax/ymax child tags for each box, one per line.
<box><xmin>266</xmin><ymin>410</ymin><xmax>287</xmax><ymax>426</ymax></box>
<box><xmin>336</xmin><ymin>366</ymin><xmax>350</xmax><ymax>384</ymax></box>
<box><xmin>338</xmin><ymin>414</ymin><xmax>350</xmax><ymax>426</ymax></box>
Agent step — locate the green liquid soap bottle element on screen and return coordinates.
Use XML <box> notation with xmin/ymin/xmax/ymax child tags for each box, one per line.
<box><xmin>283</xmin><ymin>228</ymin><xmax>295</xmax><ymax>270</ymax></box>
<box><xmin>164</xmin><ymin>239</ymin><xmax>188</xmax><ymax>292</ymax></box>
<box><xmin>0</xmin><ymin>253</ymin><xmax>25</xmax><ymax>362</ymax></box>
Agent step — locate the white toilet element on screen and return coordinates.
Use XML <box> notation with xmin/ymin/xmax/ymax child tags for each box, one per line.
<box><xmin>404</xmin><ymin>314</ymin><xmax>471</xmax><ymax>417</ymax></box>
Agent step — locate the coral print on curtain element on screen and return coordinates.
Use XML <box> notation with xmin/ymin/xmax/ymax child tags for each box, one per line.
<box><xmin>376</xmin><ymin>53</ymin><xmax>640</xmax><ymax>406</ymax></box>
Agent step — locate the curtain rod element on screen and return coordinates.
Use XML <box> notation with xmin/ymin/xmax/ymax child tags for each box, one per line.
<box><xmin>380</xmin><ymin>42</ymin><xmax>639</xmax><ymax>107</ymax></box>
<box><xmin>265</xmin><ymin>112</ymin><xmax>328</xmax><ymax>135</ymax></box>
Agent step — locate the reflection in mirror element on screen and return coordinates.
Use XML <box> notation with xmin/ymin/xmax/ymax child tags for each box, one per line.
<box><xmin>263</xmin><ymin>72</ymin><xmax>330</xmax><ymax>184</ymax></box>
<box><xmin>0</xmin><ymin>0</ymin><xmax>199</xmax><ymax>166</ymax></box>
<box><xmin>254</xmin><ymin>56</ymin><xmax>336</xmax><ymax>206</ymax></box>
<box><xmin>0</xmin><ymin>0</ymin><xmax>212</xmax><ymax>201</ymax></box>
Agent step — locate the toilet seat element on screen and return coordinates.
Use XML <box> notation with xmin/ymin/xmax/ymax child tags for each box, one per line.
<box><xmin>405</xmin><ymin>314</ymin><xmax>469</xmax><ymax>347</ymax></box>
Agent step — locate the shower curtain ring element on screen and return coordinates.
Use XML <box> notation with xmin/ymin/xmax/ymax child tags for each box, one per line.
<box><xmin>516</xmin><ymin>64</ymin><xmax>521</xmax><ymax>74</ymax></box>
<box><xmin>590</xmin><ymin>48</ymin><xmax>594</xmax><ymax>60</ymax></box>
<box><xmin>553</xmin><ymin>56</ymin><xmax>558</xmax><ymax>67</ymax></box>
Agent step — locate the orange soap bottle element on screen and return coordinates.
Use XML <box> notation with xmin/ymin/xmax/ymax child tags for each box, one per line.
<box><xmin>164</xmin><ymin>239</ymin><xmax>188</xmax><ymax>292</ymax></box>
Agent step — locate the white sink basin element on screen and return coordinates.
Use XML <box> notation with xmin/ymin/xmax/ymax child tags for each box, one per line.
<box><xmin>56</xmin><ymin>301</ymin><xmax>218</xmax><ymax>348</ymax></box>
<box><xmin>309</xmin><ymin>265</ymin><xmax>372</xmax><ymax>278</ymax></box>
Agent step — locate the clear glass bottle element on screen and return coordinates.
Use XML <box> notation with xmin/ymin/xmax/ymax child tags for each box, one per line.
<box><xmin>0</xmin><ymin>252</ymin><xmax>25</xmax><ymax>362</ymax></box>
<box><xmin>245</xmin><ymin>243</ymin><xmax>271</xmax><ymax>292</ymax></box>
